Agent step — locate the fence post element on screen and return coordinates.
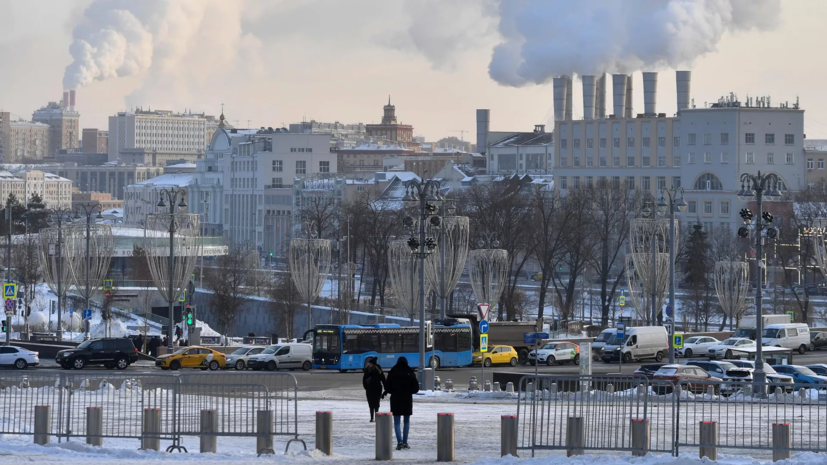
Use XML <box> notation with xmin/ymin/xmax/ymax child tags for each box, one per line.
<box><xmin>772</xmin><ymin>423</ymin><xmax>791</xmax><ymax>462</ymax></box>
<box><xmin>86</xmin><ymin>407</ymin><xmax>102</xmax><ymax>447</ymax></box>
<box><xmin>436</xmin><ymin>413</ymin><xmax>455</xmax><ymax>462</ymax></box>
<box><xmin>501</xmin><ymin>415</ymin><xmax>518</xmax><ymax>457</ymax></box>
<box><xmin>375</xmin><ymin>413</ymin><xmax>393</xmax><ymax>461</ymax></box>
<box><xmin>631</xmin><ymin>419</ymin><xmax>649</xmax><ymax>457</ymax></box>
<box><xmin>200</xmin><ymin>409</ymin><xmax>217</xmax><ymax>454</ymax></box>
<box><xmin>141</xmin><ymin>408</ymin><xmax>161</xmax><ymax>451</ymax></box>
<box><xmin>566</xmin><ymin>417</ymin><xmax>584</xmax><ymax>457</ymax></box>
<box><xmin>256</xmin><ymin>410</ymin><xmax>274</xmax><ymax>456</ymax></box>
<box><xmin>699</xmin><ymin>421</ymin><xmax>718</xmax><ymax>460</ymax></box>
<box><xmin>34</xmin><ymin>405</ymin><xmax>51</xmax><ymax>445</ymax></box>
<box><xmin>315</xmin><ymin>411</ymin><xmax>333</xmax><ymax>456</ymax></box>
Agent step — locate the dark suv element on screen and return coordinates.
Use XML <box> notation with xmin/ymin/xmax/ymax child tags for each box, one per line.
<box><xmin>56</xmin><ymin>337</ymin><xmax>138</xmax><ymax>370</ymax></box>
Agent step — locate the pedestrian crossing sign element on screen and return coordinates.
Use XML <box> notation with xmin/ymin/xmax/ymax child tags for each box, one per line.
<box><xmin>179</xmin><ymin>290</ymin><xmax>186</xmax><ymax>302</ymax></box>
<box><xmin>619</xmin><ymin>295</ymin><xmax>625</xmax><ymax>307</ymax></box>
<box><xmin>673</xmin><ymin>334</ymin><xmax>684</xmax><ymax>349</ymax></box>
<box><xmin>3</xmin><ymin>283</ymin><xmax>16</xmax><ymax>299</ymax></box>
<box><xmin>787</xmin><ymin>310</ymin><xmax>794</xmax><ymax>322</ymax></box>
<box><xmin>103</xmin><ymin>279</ymin><xmax>113</xmax><ymax>291</ymax></box>
<box><xmin>480</xmin><ymin>334</ymin><xmax>489</xmax><ymax>353</ymax></box>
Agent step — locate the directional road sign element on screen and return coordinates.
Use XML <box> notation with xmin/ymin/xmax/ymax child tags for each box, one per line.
<box><xmin>673</xmin><ymin>334</ymin><xmax>684</xmax><ymax>349</ymax></box>
<box><xmin>480</xmin><ymin>334</ymin><xmax>489</xmax><ymax>353</ymax></box>
<box><xmin>69</xmin><ymin>307</ymin><xmax>74</xmax><ymax>314</ymax></box>
<box><xmin>665</xmin><ymin>304</ymin><xmax>674</xmax><ymax>318</ymax></box>
<box><xmin>3</xmin><ymin>283</ymin><xmax>16</xmax><ymax>300</ymax></box>
<box><xmin>4</xmin><ymin>300</ymin><xmax>13</xmax><ymax>311</ymax></box>
<box><xmin>479</xmin><ymin>320</ymin><xmax>489</xmax><ymax>334</ymax></box>
<box><xmin>787</xmin><ymin>310</ymin><xmax>794</xmax><ymax>322</ymax></box>
<box><xmin>523</xmin><ymin>332</ymin><xmax>550</xmax><ymax>345</ymax></box>
<box><xmin>83</xmin><ymin>309</ymin><xmax>92</xmax><ymax>320</ymax></box>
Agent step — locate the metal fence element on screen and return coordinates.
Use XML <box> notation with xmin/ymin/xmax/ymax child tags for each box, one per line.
<box><xmin>517</xmin><ymin>374</ymin><xmax>827</xmax><ymax>458</ymax></box>
<box><xmin>0</xmin><ymin>372</ymin><xmax>304</xmax><ymax>452</ymax></box>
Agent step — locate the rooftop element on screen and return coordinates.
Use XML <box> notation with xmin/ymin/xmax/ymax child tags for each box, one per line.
<box><xmin>490</xmin><ymin>132</ymin><xmax>553</xmax><ymax>147</ymax></box>
<box><xmin>130</xmin><ymin>173</ymin><xmax>195</xmax><ymax>188</ymax></box>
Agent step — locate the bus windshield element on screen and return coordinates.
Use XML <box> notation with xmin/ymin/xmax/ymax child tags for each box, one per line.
<box><xmin>313</xmin><ymin>331</ymin><xmax>340</xmax><ymax>353</ymax></box>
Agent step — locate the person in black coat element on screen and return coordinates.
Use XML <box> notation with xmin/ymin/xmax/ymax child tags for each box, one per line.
<box><xmin>383</xmin><ymin>356</ymin><xmax>419</xmax><ymax>450</ymax></box>
<box><xmin>362</xmin><ymin>357</ymin><xmax>386</xmax><ymax>422</ymax></box>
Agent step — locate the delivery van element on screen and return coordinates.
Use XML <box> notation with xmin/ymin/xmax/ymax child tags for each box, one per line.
<box><xmin>762</xmin><ymin>323</ymin><xmax>811</xmax><ymax>354</ymax></box>
<box><xmin>601</xmin><ymin>326</ymin><xmax>668</xmax><ymax>363</ymax></box>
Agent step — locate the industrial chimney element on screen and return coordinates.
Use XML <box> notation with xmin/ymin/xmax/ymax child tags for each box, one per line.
<box><xmin>565</xmin><ymin>76</ymin><xmax>573</xmax><ymax>120</ymax></box>
<box><xmin>63</xmin><ymin>91</ymin><xmax>69</xmax><ymax>110</ymax></box>
<box><xmin>612</xmin><ymin>74</ymin><xmax>628</xmax><ymax>118</ymax></box>
<box><xmin>69</xmin><ymin>90</ymin><xmax>76</xmax><ymax>112</ymax></box>
<box><xmin>553</xmin><ymin>77</ymin><xmax>569</xmax><ymax>121</ymax></box>
<box><xmin>582</xmin><ymin>75</ymin><xmax>596</xmax><ymax>120</ymax></box>
<box><xmin>676</xmin><ymin>70</ymin><xmax>692</xmax><ymax>111</ymax></box>
<box><xmin>625</xmin><ymin>75</ymin><xmax>633</xmax><ymax>118</ymax></box>
<box><xmin>642</xmin><ymin>72</ymin><xmax>658</xmax><ymax>115</ymax></box>
<box><xmin>596</xmin><ymin>74</ymin><xmax>607</xmax><ymax>119</ymax></box>
<box><xmin>476</xmin><ymin>109</ymin><xmax>490</xmax><ymax>154</ymax></box>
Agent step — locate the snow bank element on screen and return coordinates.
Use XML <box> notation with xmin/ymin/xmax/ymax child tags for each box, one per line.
<box><xmin>472</xmin><ymin>452</ymin><xmax>827</xmax><ymax>465</ymax></box>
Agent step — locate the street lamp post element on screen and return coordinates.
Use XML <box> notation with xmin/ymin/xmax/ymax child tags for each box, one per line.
<box><xmin>46</xmin><ymin>208</ymin><xmax>73</xmax><ymax>341</ymax></box>
<box><xmin>74</xmin><ymin>203</ymin><xmax>104</xmax><ymax>339</ymax></box>
<box><xmin>4</xmin><ymin>197</ymin><xmax>16</xmax><ymax>346</ymax></box>
<box><xmin>737</xmin><ymin>171</ymin><xmax>782</xmax><ymax>390</ymax></box>
<box><xmin>657</xmin><ymin>188</ymin><xmax>687</xmax><ymax>363</ymax></box>
<box><xmin>156</xmin><ymin>188</ymin><xmax>188</xmax><ymax>351</ymax></box>
<box><xmin>402</xmin><ymin>178</ymin><xmax>442</xmax><ymax>386</ymax></box>
<box><xmin>200</xmin><ymin>192</ymin><xmax>210</xmax><ymax>290</ymax></box>
<box><xmin>640</xmin><ymin>201</ymin><xmax>663</xmax><ymax>325</ymax></box>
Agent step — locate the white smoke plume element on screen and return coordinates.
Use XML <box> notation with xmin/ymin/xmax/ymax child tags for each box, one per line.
<box><xmin>488</xmin><ymin>0</ymin><xmax>781</xmax><ymax>86</ymax></box>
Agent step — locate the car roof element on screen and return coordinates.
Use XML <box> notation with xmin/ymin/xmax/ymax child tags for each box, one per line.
<box><xmin>658</xmin><ymin>364</ymin><xmax>681</xmax><ymax>369</ymax></box>
<box><xmin>806</xmin><ymin>364</ymin><xmax>827</xmax><ymax>368</ymax></box>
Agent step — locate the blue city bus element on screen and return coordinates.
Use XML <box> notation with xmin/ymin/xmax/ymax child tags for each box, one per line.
<box><xmin>310</xmin><ymin>322</ymin><xmax>473</xmax><ymax>371</ymax></box>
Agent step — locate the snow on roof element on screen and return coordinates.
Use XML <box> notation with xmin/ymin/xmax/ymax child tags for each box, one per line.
<box><xmin>102</xmin><ymin>208</ymin><xmax>123</xmax><ymax>217</ymax></box>
<box><xmin>130</xmin><ymin>173</ymin><xmax>196</xmax><ymax>188</ymax></box>
<box><xmin>167</xmin><ymin>163</ymin><xmax>196</xmax><ymax>168</ymax></box>
<box><xmin>805</xmin><ymin>139</ymin><xmax>827</xmax><ymax>151</ymax></box>
<box><xmin>388</xmin><ymin>172</ymin><xmax>421</xmax><ymax>183</ymax></box>
<box><xmin>339</xmin><ymin>144</ymin><xmax>412</xmax><ymax>151</ymax></box>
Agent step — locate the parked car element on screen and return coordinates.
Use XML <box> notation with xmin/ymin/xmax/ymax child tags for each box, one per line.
<box><xmin>225</xmin><ymin>346</ymin><xmax>266</xmax><ymax>370</ymax></box>
<box><xmin>56</xmin><ymin>337</ymin><xmax>138</xmax><ymax>370</ymax></box>
<box><xmin>810</xmin><ymin>332</ymin><xmax>827</xmax><ymax>351</ymax></box>
<box><xmin>805</xmin><ymin>364</ymin><xmax>827</xmax><ymax>376</ymax></box>
<box><xmin>707</xmin><ymin>338</ymin><xmax>755</xmax><ymax>359</ymax></box>
<box><xmin>155</xmin><ymin>346</ymin><xmax>226</xmax><ymax>371</ymax></box>
<box><xmin>473</xmin><ymin>345</ymin><xmax>519</xmax><ymax>367</ymax></box>
<box><xmin>683</xmin><ymin>360</ymin><xmax>752</xmax><ymax>394</ymax></box>
<box><xmin>0</xmin><ymin>346</ymin><xmax>39</xmax><ymax>369</ymax></box>
<box><xmin>678</xmin><ymin>336</ymin><xmax>720</xmax><ymax>357</ymax></box>
<box><xmin>633</xmin><ymin>363</ymin><xmax>668</xmax><ymax>381</ymax></box>
<box><xmin>729</xmin><ymin>360</ymin><xmax>794</xmax><ymax>388</ymax></box>
<box><xmin>652</xmin><ymin>364</ymin><xmax>722</xmax><ymax>394</ymax></box>
<box><xmin>528</xmin><ymin>341</ymin><xmax>580</xmax><ymax>366</ymax></box>
<box><xmin>762</xmin><ymin>324</ymin><xmax>811</xmax><ymax>354</ymax></box>
<box><xmin>247</xmin><ymin>343</ymin><xmax>313</xmax><ymax>371</ymax></box>
<box><xmin>771</xmin><ymin>365</ymin><xmax>827</xmax><ymax>388</ymax></box>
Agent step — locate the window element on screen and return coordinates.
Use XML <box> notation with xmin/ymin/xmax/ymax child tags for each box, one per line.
<box><xmin>704</xmin><ymin>152</ymin><xmax>712</xmax><ymax>163</ymax></box>
<box><xmin>767</xmin><ymin>153</ymin><xmax>774</xmax><ymax>164</ymax></box>
<box><xmin>599</xmin><ymin>157</ymin><xmax>607</xmax><ymax>167</ymax></box>
<box><xmin>688</xmin><ymin>200</ymin><xmax>697</xmax><ymax>214</ymax></box>
<box><xmin>641</xmin><ymin>176</ymin><xmax>651</xmax><ymax>190</ymax></box>
<box><xmin>613</xmin><ymin>157</ymin><xmax>620</xmax><ymax>167</ymax></box>
<box><xmin>587</xmin><ymin>138</ymin><xmax>594</xmax><ymax>149</ymax></box>
<box><xmin>674</xmin><ymin>155</ymin><xmax>681</xmax><ymax>167</ymax></box>
<box><xmin>694</xmin><ymin>173</ymin><xmax>723</xmax><ymax>190</ymax></box>
<box><xmin>785</xmin><ymin>134</ymin><xmax>795</xmax><ymax>145</ymax></box>
<box><xmin>688</xmin><ymin>152</ymin><xmax>696</xmax><ymax>164</ymax></box>
<box><xmin>627</xmin><ymin>156</ymin><xmax>635</xmax><ymax>167</ymax></box>
<box><xmin>272</xmin><ymin>160</ymin><xmax>283</xmax><ymax>172</ymax></box>
<box><xmin>658</xmin><ymin>156</ymin><xmax>666</xmax><ymax>167</ymax></box>
<box><xmin>320</xmin><ymin>161</ymin><xmax>330</xmax><ymax>173</ymax></box>
<box><xmin>657</xmin><ymin>176</ymin><xmax>666</xmax><ymax>190</ymax></box>
<box><xmin>820</xmin><ymin>159</ymin><xmax>825</xmax><ymax>170</ymax></box>
<box><xmin>586</xmin><ymin>176</ymin><xmax>593</xmax><ymax>187</ymax></box>
<box><xmin>627</xmin><ymin>137</ymin><xmax>635</xmax><ymax>148</ymax></box>
<box><xmin>613</xmin><ymin>137</ymin><xmax>620</xmax><ymax>148</ymax></box>
<box><xmin>612</xmin><ymin>176</ymin><xmax>620</xmax><ymax>189</ymax></box>
<box><xmin>573</xmin><ymin>157</ymin><xmax>580</xmax><ymax>167</ymax></box>
<box><xmin>672</xmin><ymin>176</ymin><xmax>681</xmax><ymax>189</ymax></box>
<box><xmin>808</xmin><ymin>159</ymin><xmax>814</xmax><ymax>170</ymax></box>
<box><xmin>658</xmin><ymin>137</ymin><xmax>666</xmax><ymax>148</ymax></box>
<box><xmin>626</xmin><ymin>177</ymin><xmax>635</xmax><ymax>190</ymax></box>
<box><xmin>573</xmin><ymin>139</ymin><xmax>580</xmax><ymax>149</ymax></box>
<box><xmin>307</xmin><ymin>147</ymin><xmax>313</xmax><ymax>153</ymax></box>
<box><xmin>721</xmin><ymin>152</ymin><xmax>729</xmax><ymax>163</ymax></box>
<box><xmin>704</xmin><ymin>133</ymin><xmax>712</xmax><ymax>145</ymax></box>
<box><xmin>642</xmin><ymin>137</ymin><xmax>650</xmax><ymax>148</ymax></box>
<box><xmin>586</xmin><ymin>157</ymin><xmax>594</xmax><ymax>167</ymax></box>
<box><xmin>600</xmin><ymin>138</ymin><xmax>607</xmax><ymax>148</ymax></box>
<box><xmin>786</xmin><ymin>152</ymin><xmax>794</xmax><ymax>164</ymax></box>
<box><xmin>642</xmin><ymin>156</ymin><xmax>650</xmax><ymax>167</ymax></box>
<box><xmin>560</xmin><ymin>139</ymin><xmax>568</xmax><ymax>149</ymax></box>
<box><xmin>745</xmin><ymin>133</ymin><xmax>755</xmax><ymax>144</ymax></box>
<box><xmin>573</xmin><ymin>177</ymin><xmax>580</xmax><ymax>189</ymax></box>
<box><xmin>673</xmin><ymin>136</ymin><xmax>680</xmax><ymax>147</ymax></box>
<box><xmin>296</xmin><ymin>160</ymin><xmax>306</xmax><ymax>174</ymax></box>
<box><xmin>721</xmin><ymin>133</ymin><xmax>729</xmax><ymax>145</ymax></box>
<box><xmin>559</xmin><ymin>177</ymin><xmax>567</xmax><ymax>189</ymax></box>
<box><xmin>746</xmin><ymin>152</ymin><xmax>755</xmax><ymax>164</ymax></box>
<box><xmin>720</xmin><ymin>201</ymin><xmax>730</xmax><ymax>215</ymax></box>
<box><xmin>559</xmin><ymin>157</ymin><xmax>567</xmax><ymax>167</ymax></box>
<box><xmin>290</xmin><ymin>148</ymin><xmax>296</xmax><ymax>153</ymax></box>
<box><xmin>688</xmin><ymin>133</ymin><xmax>697</xmax><ymax>145</ymax></box>
<box><xmin>765</xmin><ymin>133</ymin><xmax>775</xmax><ymax>145</ymax></box>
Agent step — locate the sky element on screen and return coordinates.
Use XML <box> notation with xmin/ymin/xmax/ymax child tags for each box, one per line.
<box><xmin>0</xmin><ymin>0</ymin><xmax>825</xmax><ymax>142</ymax></box>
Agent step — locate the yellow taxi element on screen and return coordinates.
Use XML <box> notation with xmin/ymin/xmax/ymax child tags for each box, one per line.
<box><xmin>155</xmin><ymin>346</ymin><xmax>227</xmax><ymax>371</ymax></box>
<box><xmin>473</xmin><ymin>345</ymin><xmax>519</xmax><ymax>367</ymax></box>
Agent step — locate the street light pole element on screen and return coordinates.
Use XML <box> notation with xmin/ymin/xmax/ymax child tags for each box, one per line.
<box><xmin>74</xmin><ymin>203</ymin><xmax>104</xmax><ymax>340</ymax></box>
<box><xmin>48</xmin><ymin>208</ymin><xmax>73</xmax><ymax>342</ymax></box>
<box><xmin>658</xmin><ymin>188</ymin><xmax>687</xmax><ymax>363</ymax></box>
<box><xmin>156</xmin><ymin>188</ymin><xmax>188</xmax><ymax>352</ymax></box>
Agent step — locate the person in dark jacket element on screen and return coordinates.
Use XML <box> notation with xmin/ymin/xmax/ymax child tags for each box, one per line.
<box><xmin>383</xmin><ymin>356</ymin><xmax>419</xmax><ymax>450</ymax></box>
<box><xmin>362</xmin><ymin>357</ymin><xmax>386</xmax><ymax>422</ymax></box>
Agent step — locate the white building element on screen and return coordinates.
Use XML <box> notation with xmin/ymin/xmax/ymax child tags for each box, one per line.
<box><xmin>108</xmin><ymin>109</ymin><xmax>208</xmax><ymax>163</ymax></box>
<box><xmin>122</xmin><ymin>172</ymin><xmax>195</xmax><ymax>226</ymax></box>
<box><xmin>0</xmin><ymin>169</ymin><xmax>72</xmax><ymax>208</ymax></box>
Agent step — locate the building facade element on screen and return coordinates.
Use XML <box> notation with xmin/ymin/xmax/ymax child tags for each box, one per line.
<box><xmin>0</xmin><ymin>170</ymin><xmax>71</xmax><ymax>208</ymax></box>
<box><xmin>45</xmin><ymin>164</ymin><xmax>165</xmax><ymax>200</ymax></box>
<box><xmin>337</xmin><ymin>144</ymin><xmax>415</xmax><ymax>177</ymax></box>
<box><xmin>32</xmin><ymin>95</ymin><xmax>80</xmax><ymax>156</ymax></box>
<box><xmin>72</xmin><ymin>191</ymin><xmax>123</xmax><ymax>211</ymax></box>
<box><xmin>82</xmin><ymin>128</ymin><xmax>109</xmax><ymax>154</ymax></box>
<box><xmin>123</xmin><ymin>173</ymin><xmax>194</xmax><ymax>226</ymax></box>
<box><xmin>108</xmin><ymin>109</ymin><xmax>208</xmax><ymax>162</ymax></box>
<box><xmin>488</xmin><ymin>125</ymin><xmax>554</xmax><ymax>174</ymax></box>
<box><xmin>365</xmin><ymin>98</ymin><xmax>415</xmax><ymax>145</ymax></box>
<box><xmin>6</xmin><ymin>120</ymin><xmax>50</xmax><ymax>162</ymax></box>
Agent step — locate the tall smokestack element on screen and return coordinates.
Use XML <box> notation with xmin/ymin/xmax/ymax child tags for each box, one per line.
<box><xmin>69</xmin><ymin>90</ymin><xmax>76</xmax><ymax>112</ymax></box>
<box><xmin>476</xmin><ymin>109</ymin><xmax>490</xmax><ymax>154</ymax></box>
<box><xmin>625</xmin><ymin>75</ymin><xmax>633</xmax><ymax>118</ymax></box>
<box><xmin>63</xmin><ymin>91</ymin><xmax>69</xmax><ymax>110</ymax></box>
<box><xmin>642</xmin><ymin>72</ymin><xmax>658</xmax><ymax>115</ymax></box>
<box><xmin>612</xmin><ymin>74</ymin><xmax>627</xmax><ymax>117</ymax></box>
<box><xmin>596</xmin><ymin>74</ymin><xmax>606</xmax><ymax>119</ymax></box>
<box><xmin>676</xmin><ymin>70</ymin><xmax>692</xmax><ymax>111</ymax></box>
<box><xmin>565</xmin><ymin>76</ymin><xmax>573</xmax><ymax>120</ymax></box>
<box><xmin>553</xmin><ymin>77</ymin><xmax>568</xmax><ymax>121</ymax></box>
<box><xmin>582</xmin><ymin>75</ymin><xmax>596</xmax><ymax>120</ymax></box>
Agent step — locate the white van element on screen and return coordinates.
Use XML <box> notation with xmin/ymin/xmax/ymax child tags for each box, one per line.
<box><xmin>592</xmin><ymin>328</ymin><xmax>616</xmax><ymax>361</ymax></box>
<box><xmin>246</xmin><ymin>343</ymin><xmax>313</xmax><ymax>371</ymax></box>
<box><xmin>602</xmin><ymin>326</ymin><xmax>668</xmax><ymax>363</ymax></box>
<box><xmin>762</xmin><ymin>324</ymin><xmax>811</xmax><ymax>354</ymax></box>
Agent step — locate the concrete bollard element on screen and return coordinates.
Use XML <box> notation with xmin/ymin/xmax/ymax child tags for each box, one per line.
<box><xmin>423</xmin><ymin>368</ymin><xmax>435</xmax><ymax>391</ymax></box>
<box><xmin>256</xmin><ymin>410</ymin><xmax>274</xmax><ymax>455</ymax></box>
<box><xmin>86</xmin><ymin>407</ymin><xmax>103</xmax><ymax>447</ymax></box>
<box><xmin>526</xmin><ymin>382</ymin><xmax>534</xmax><ymax>394</ymax></box>
<box><xmin>436</xmin><ymin>413</ymin><xmax>455</xmax><ymax>462</ymax></box>
<box><xmin>505</xmin><ymin>382</ymin><xmax>514</xmax><ymax>394</ymax></box>
<box><xmin>798</xmin><ymin>388</ymin><xmax>807</xmax><ymax>399</ymax></box>
<box><xmin>141</xmin><ymin>408</ymin><xmax>161</xmax><ymax>451</ymax></box>
<box><xmin>375</xmin><ymin>413</ymin><xmax>393</xmax><ymax>461</ymax></box>
<box><xmin>744</xmin><ymin>385</ymin><xmax>752</xmax><ymax>398</ymax></box>
<box><xmin>200</xmin><ymin>409</ymin><xmax>217</xmax><ymax>453</ymax></box>
<box><xmin>34</xmin><ymin>405</ymin><xmax>51</xmax><ymax>445</ymax></box>
<box><xmin>772</xmin><ymin>423</ymin><xmax>791</xmax><ymax>462</ymax></box>
<box><xmin>774</xmin><ymin>386</ymin><xmax>783</xmax><ymax>397</ymax></box>
<box><xmin>501</xmin><ymin>415</ymin><xmax>518</xmax><ymax>457</ymax></box>
<box><xmin>434</xmin><ymin>376</ymin><xmax>441</xmax><ymax>390</ymax></box>
<box><xmin>493</xmin><ymin>381</ymin><xmax>501</xmax><ymax>392</ymax></box>
<box><xmin>631</xmin><ymin>419</ymin><xmax>650</xmax><ymax>457</ymax></box>
<box><xmin>484</xmin><ymin>381</ymin><xmax>492</xmax><ymax>392</ymax></box>
<box><xmin>445</xmin><ymin>379</ymin><xmax>454</xmax><ymax>391</ymax></box>
<box><xmin>469</xmin><ymin>376</ymin><xmax>478</xmax><ymax>391</ymax></box>
<box><xmin>707</xmin><ymin>385</ymin><xmax>715</xmax><ymax>397</ymax></box>
<box><xmin>566</xmin><ymin>417</ymin><xmax>585</xmax><ymax>457</ymax></box>
<box><xmin>315</xmin><ymin>411</ymin><xmax>333</xmax><ymax>456</ymax></box>
<box><xmin>550</xmin><ymin>383</ymin><xmax>558</xmax><ymax>397</ymax></box>
<box><xmin>607</xmin><ymin>383</ymin><xmax>615</xmax><ymax>394</ymax></box>
<box><xmin>699</xmin><ymin>421</ymin><xmax>718</xmax><ymax>460</ymax></box>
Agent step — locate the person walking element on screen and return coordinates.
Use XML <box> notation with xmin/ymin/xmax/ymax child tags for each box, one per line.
<box><xmin>363</xmin><ymin>357</ymin><xmax>386</xmax><ymax>422</ymax></box>
<box><xmin>384</xmin><ymin>356</ymin><xmax>419</xmax><ymax>450</ymax></box>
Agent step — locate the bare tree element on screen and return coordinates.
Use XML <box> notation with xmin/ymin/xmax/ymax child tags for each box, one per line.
<box><xmin>549</xmin><ymin>189</ymin><xmax>593</xmax><ymax>324</ymax></box>
<box><xmin>269</xmin><ymin>273</ymin><xmax>303</xmax><ymax>339</ymax></box>
<box><xmin>298</xmin><ymin>189</ymin><xmax>339</xmax><ymax>240</ymax></box>
<box><xmin>204</xmin><ymin>247</ymin><xmax>257</xmax><ymax>337</ymax></box>
<box><xmin>12</xmin><ymin>233</ymin><xmax>40</xmax><ymax>333</ymax></box>
<box><xmin>527</xmin><ymin>187</ymin><xmax>566</xmax><ymax>322</ymax></box>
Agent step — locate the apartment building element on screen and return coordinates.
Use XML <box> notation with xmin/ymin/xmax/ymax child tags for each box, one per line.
<box><xmin>0</xmin><ymin>170</ymin><xmax>72</xmax><ymax>208</ymax></box>
<box><xmin>32</xmin><ymin>91</ymin><xmax>80</xmax><ymax>156</ymax></box>
<box><xmin>108</xmin><ymin>109</ymin><xmax>208</xmax><ymax>162</ymax></box>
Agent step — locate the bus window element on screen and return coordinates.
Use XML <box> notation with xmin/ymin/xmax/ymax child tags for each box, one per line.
<box><xmin>435</xmin><ymin>333</ymin><xmax>457</xmax><ymax>351</ymax></box>
<box><xmin>381</xmin><ymin>333</ymin><xmax>402</xmax><ymax>353</ymax></box>
<box><xmin>314</xmin><ymin>331</ymin><xmax>340</xmax><ymax>352</ymax></box>
<box><xmin>359</xmin><ymin>333</ymin><xmax>380</xmax><ymax>353</ymax></box>
<box><xmin>343</xmin><ymin>333</ymin><xmax>359</xmax><ymax>354</ymax></box>
<box><xmin>402</xmin><ymin>333</ymin><xmax>418</xmax><ymax>353</ymax></box>
<box><xmin>457</xmin><ymin>331</ymin><xmax>472</xmax><ymax>351</ymax></box>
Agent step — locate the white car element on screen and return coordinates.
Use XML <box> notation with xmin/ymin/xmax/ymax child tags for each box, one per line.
<box><xmin>678</xmin><ymin>336</ymin><xmax>720</xmax><ymax>357</ymax></box>
<box><xmin>0</xmin><ymin>346</ymin><xmax>39</xmax><ymax>369</ymax></box>
<box><xmin>707</xmin><ymin>338</ymin><xmax>755</xmax><ymax>359</ymax></box>
<box><xmin>225</xmin><ymin>346</ymin><xmax>265</xmax><ymax>370</ymax></box>
<box><xmin>528</xmin><ymin>342</ymin><xmax>580</xmax><ymax>366</ymax></box>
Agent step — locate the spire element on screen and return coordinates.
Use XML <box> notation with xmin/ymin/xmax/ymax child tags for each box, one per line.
<box><xmin>388</xmin><ymin>95</ymin><xmax>391</xmax><ymax>106</ymax></box>
<box><xmin>219</xmin><ymin>103</ymin><xmax>225</xmax><ymax>128</ymax></box>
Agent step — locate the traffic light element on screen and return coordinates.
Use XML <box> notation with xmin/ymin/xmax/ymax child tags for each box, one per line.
<box><xmin>185</xmin><ymin>304</ymin><xmax>194</xmax><ymax>326</ymax></box>
<box><xmin>269</xmin><ymin>251</ymin><xmax>273</xmax><ymax>257</ymax></box>
<box><xmin>1</xmin><ymin>320</ymin><xmax>6</xmax><ymax>333</ymax></box>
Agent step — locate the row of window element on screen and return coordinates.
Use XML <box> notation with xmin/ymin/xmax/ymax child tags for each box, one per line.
<box><xmin>807</xmin><ymin>159</ymin><xmax>826</xmax><ymax>170</ymax></box>
<box><xmin>558</xmin><ymin>175</ymin><xmax>681</xmax><ymax>191</ymax></box>
<box><xmin>266</xmin><ymin>160</ymin><xmax>330</xmax><ymax>174</ymax></box>
<box><xmin>686</xmin><ymin>199</ymin><xmax>729</xmax><ymax>216</ymax></box>
<box><xmin>559</xmin><ymin>133</ymin><xmax>796</xmax><ymax>150</ymax></box>
<box><xmin>560</xmin><ymin>155</ymin><xmax>670</xmax><ymax>168</ymax></box>
<box><xmin>289</xmin><ymin>148</ymin><xmax>313</xmax><ymax>153</ymax></box>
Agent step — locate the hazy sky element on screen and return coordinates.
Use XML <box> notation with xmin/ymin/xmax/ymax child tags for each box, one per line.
<box><xmin>1</xmin><ymin>0</ymin><xmax>825</xmax><ymax>141</ymax></box>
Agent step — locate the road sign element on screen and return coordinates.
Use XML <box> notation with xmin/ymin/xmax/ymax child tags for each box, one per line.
<box><xmin>673</xmin><ymin>333</ymin><xmax>684</xmax><ymax>348</ymax></box>
<box><xmin>616</xmin><ymin>322</ymin><xmax>626</xmax><ymax>339</ymax></box>
<box><xmin>103</xmin><ymin>279</ymin><xmax>113</xmax><ymax>291</ymax></box>
<box><xmin>787</xmin><ymin>310</ymin><xmax>794</xmax><ymax>322</ymax></box>
<box><xmin>3</xmin><ymin>283</ymin><xmax>16</xmax><ymax>299</ymax></box>
<box><xmin>479</xmin><ymin>320</ymin><xmax>489</xmax><ymax>334</ymax></box>
<box><xmin>665</xmin><ymin>304</ymin><xmax>674</xmax><ymax>318</ymax></box>
<box><xmin>619</xmin><ymin>295</ymin><xmax>625</xmax><ymax>307</ymax></box>
<box><xmin>480</xmin><ymin>334</ymin><xmax>489</xmax><ymax>353</ymax></box>
<box><xmin>477</xmin><ymin>303</ymin><xmax>490</xmax><ymax>320</ymax></box>
<box><xmin>104</xmin><ymin>290</ymin><xmax>111</xmax><ymax>299</ymax></box>
<box><xmin>179</xmin><ymin>290</ymin><xmax>186</xmax><ymax>302</ymax></box>
<box><xmin>69</xmin><ymin>307</ymin><xmax>74</xmax><ymax>314</ymax></box>
<box><xmin>4</xmin><ymin>300</ymin><xmax>13</xmax><ymax>311</ymax></box>
<box><xmin>523</xmin><ymin>332</ymin><xmax>550</xmax><ymax>345</ymax></box>
<box><xmin>83</xmin><ymin>309</ymin><xmax>92</xmax><ymax>320</ymax></box>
